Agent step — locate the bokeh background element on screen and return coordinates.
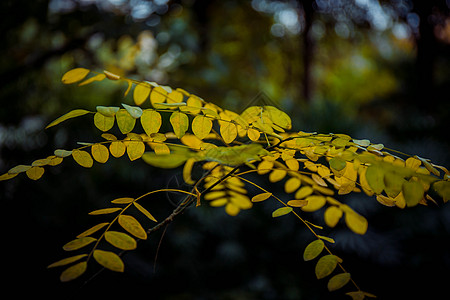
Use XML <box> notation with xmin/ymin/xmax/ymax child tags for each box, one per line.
<box><xmin>1</xmin><ymin>0</ymin><xmax>449</xmax><ymax>299</ymax></box>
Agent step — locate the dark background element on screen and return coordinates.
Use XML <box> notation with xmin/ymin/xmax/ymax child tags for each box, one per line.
<box><xmin>1</xmin><ymin>0</ymin><xmax>449</xmax><ymax>299</ymax></box>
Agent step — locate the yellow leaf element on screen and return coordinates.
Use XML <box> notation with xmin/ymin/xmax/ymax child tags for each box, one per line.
<box><xmin>247</xmin><ymin>128</ymin><xmax>260</xmax><ymax>141</ymax></box>
<box><xmin>26</xmin><ymin>166</ymin><xmax>44</xmax><ymax>180</ymax></box>
<box><xmin>251</xmin><ymin>192</ymin><xmax>272</xmax><ymax>202</ymax></box>
<box><xmin>328</xmin><ymin>273</ymin><xmax>351</xmax><ymax>291</ymax></box>
<box><xmin>192</xmin><ymin>115</ymin><xmax>212</xmax><ymax>140</ymax></box>
<box><xmin>343</xmin><ymin>208</ymin><xmax>368</xmax><ymax>234</ymax></box>
<box><xmin>315</xmin><ymin>255</ymin><xmax>339</xmax><ymax>279</ymax></box>
<box><xmin>229</xmin><ymin>192</ymin><xmax>252</xmax><ymax>209</ymax></box>
<box><xmin>264</xmin><ymin>106</ymin><xmax>292</xmax><ymax>130</ymax></box>
<box><xmin>133</xmin><ymin>83</ymin><xmax>151</xmax><ymax>105</ymax></box>
<box><xmin>103</xmin><ymin>70</ymin><xmax>121</xmax><ymax>80</ymax></box>
<box><xmin>93</xmin><ymin>112</ymin><xmax>115</xmax><ymax>132</ymax></box>
<box><xmin>115</xmin><ymin>109</ymin><xmax>136</xmax><ymax>134</ymax></box>
<box><xmin>365</xmin><ymin>164</ymin><xmax>385</xmax><ymax>194</ymax></box>
<box><xmin>257</xmin><ymin>160</ymin><xmax>274</xmax><ymax>175</ymax></box>
<box><xmin>154</xmin><ymin>143</ymin><xmax>170</xmax><ymax>155</ymax></box>
<box><xmin>287</xmin><ymin>200</ymin><xmax>308</xmax><ymax>207</ymax></box>
<box><xmin>45</xmin><ymin>109</ymin><xmax>90</xmax><ymax>129</ymax></box>
<box><xmin>104</xmin><ymin>231</ymin><xmax>137</xmax><ymax>250</ymax></box>
<box><xmin>88</xmin><ymin>207</ymin><xmax>122</xmax><ymax>215</ymax></box>
<box><xmin>133</xmin><ymin>202</ymin><xmax>157</xmax><ymax>222</ymax></box>
<box><xmin>225</xmin><ymin>203</ymin><xmax>241</xmax><ymax>216</ymax></box>
<box><xmin>150</xmin><ymin>86</ymin><xmax>168</xmax><ymax>107</ymax></box>
<box><xmin>167</xmin><ymin>90</ymin><xmax>184</xmax><ymax>104</ymax></box>
<box><xmin>312</xmin><ymin>173</ymin><xmax>327</xmax><ymax>187</ymax></box>
<box><xmin>184</xmin><ymin>95</ymin><xmax>203</xmax><ymax>114</ymax></box>
<box><xmin>402</xmin><ymin>179</ymin><xmax>424</xmax><ymax>207</ymax></box>
<box><xmin>47</xmin><ymin>254</ymin><xmax>88</xmax><ymax>268</ymax></box>
<box><xmin>141</xmin><ymin>110</ymin><xmax>162</xmax><ymax>135</ymax></box>
<box><xmin>301</xmin><ymin>195</ymin><xmax>326</xmax><ymax>212</ymax></box>
<box><xmin>111</xmin><ymin>197</ymin><xmax>134</xmax><ymax>204</ymax></box>
<box><xmin>303</xmin><ymin>239</ymin><xmax>324</xmax><ymax>261</ymax></box>
<box><xmin>93</xmin><ymin>250</ymin><xmax>124</xmax><ymax>272</ymax></box>
<box><xmin>72</xmin><ymin>149</ymin><xmax>94</xmax><ymax>168</ymax></box>
<box><xmin>285</xmin><ymin>177</ymin><xmax>301</xmax><ymax>194</ymax></box>
<box><xmin>295</xmin><ymin>186</ymin><xmax>313</xmax><ymax>199</ymax></box>
<box><xmin>0</xmin><ymin>173</ymin><xmax>18</xmax><ymax>181</ymax></box>
<box><xmin>405</xmin><ymin>157</ymin><xmax>421</xmax><ymax>171</ymax></box>
<box><xmin>118</xmin><ymin>215</ymin><xmax>147</xmax><ymax>240</ymax></box>
<box><xmin>269</xmin><ymin>169</ymin><xmax>287</xmax><ymax>182</ymax></box>
<box><xmin>60</xmin><ymin>261</ymin><xmax>87</xmax><ymax>282</ymax></box>
<box><xmin>77</xmin><ymin>223</ymin><xmax>109</xmax><ymax>238</ymax></box>
<box><xmin>272</xmin><ymin>207</ymin><xmax>293</xmax><ymax>218</ymax></box>
<box><xmin>109</xmin><ymin>141</ymin><xmax>126</xmax><ymax>158</ymax></box>
<box><xmin>126</xmin><ymin>140</ymin><xmax>145</xmax><ymax>161</ymax></box>
<box><xmin>91</xmin><ymin>144</ymin><xmax>109</xmax><ymax>163</ymax></box>
<box><xmin>219</xmin><ymin>121</ymin><xmax>237</xmax><ymax>144</ymax></box>
<box><xmin>78</xmin><ymin>73</ymin><xmax>106</xmax><ymax>86</ymax></box>
<box><xmin>61</xmin><ymin>68</ymin><xmax>90</xmax><ymax>84</ymax></box>
<box><xmin>170</xmin><ymin>111</ymin><xmax>189</xmax><ymax>139</ymax></box>
<box><xmin>183</xmin><ymin>157</ymin><xmax>196</xmax><ymax>185</ymax></box>
<box><xmin>324</xmin><ymin>206</ymin><xmax>343</xmax><ymax>227</ymax></box>
<box><xmin>376</xmin><ymin>194</ymin><xmax>396</xmax><ymax>207</ymax></box>
<box><xmin>63</xmin><ymin>237</ymin><xmax>97</xmax><ymax>251</ymax></box>
<box><xmin>285</xmin><ymin>158</ymin><xmax>299</xmax><ymax>171</ymax></box>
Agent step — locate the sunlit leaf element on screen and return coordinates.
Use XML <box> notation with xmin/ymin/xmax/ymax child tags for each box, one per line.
<box><xmin>402</xmin><ymin>180</ymin><xmax>424</xmax><ymax>207</ymax></box>
<box><xmin>45</xmin><ymin>109</ymin><xmax>90</xmax><ymax>129</ymax></box>
<box><xmin>118</xmin><ymin>215</ymin><xmax>147</xmax><ymax>240</ymax></box>
<box><xmin>272</xmin><ymin>207</ymin><xmax>293</xmax><ymax>218</ymax></box>
<box><xmin>150</xmin><ymin>86</ymin><xmax>167</xmax><ymax>107</ymax></box>
<box><xmin>111</xmin><ymin>197</ymin><xmax>134</xmax><ymax>204</ymax></box>
<box><xmin>93</xmin><ymin>250</ymin><xmax>124</xmax><ymax>272</ymax></box>
<box><xmin>133</xmin><ymin>83</ymin><xmax>151</xmax><ymax>105</ymax></box>
<box><xmin>303</xmin><ymin>239</ymin><xmax>324</xmax><ymax>261</ymax></box>
<box><xmin>116</xmin><ymin>109</ymin><xmax>136</xmax><ymax>134</ymax></box>
<box><xmin>301</xmin><ymin>195</ymin><xmax>326</xmax><ymax>212</ymax></box>
<box><xmin>295</xmin><ymin>186</ymin><xmax>313</xmax><ymax>199</ymax></box>
<box><xmin>192</xmin><ymin>115</ymin><xmax>212</xmax><ymax>140</ymax></box>
<box><xmin>328</xmin><ymin>273</ymin><xmax>351</xmax><ymax>291</ymax></box>
<box><xmin>284</xmin><ymin>177</ymin><xmax>301</xmax><ymax>194</ymax></box>
<box><xmin>257</xmin><ymin>160</ymin><xmax>274</xmax><ymax>175</ymax></box>
<box><xmin>104</xmin><ymin>231</ymin><xmax>137</xmax><ymax>250</ymax></box>
<box><xmin>315</xmin><ymin>255</ymin><xmax>339</xmax><ymax>279</ymax></box>
<box><xmin>126</xmin><ymin>140</ymin><xmax>145</xmax><ymax>161</ymax></box>
<box><xmin>88</xmin><ymin>207</ymin><xmax>122</xmax><ymax>215</ymax></box>
<box><xmin>78</xmin><ymin>73</ymin><xmax>106</xmax><ymax>86</ymax></box>
<box><xmin>26</xmin><ymin>166</ymin><xmax>45</xmax><ymax>180</ymax></box>
<box><xmin>94</xmin><ymin>112</ymin><xmax>115</xmax><ymax>132</ymax></box>
<box><xmin>324</xmin><ymin>206</ymin><xmax>343</xmax><ymax>227</ymax></box>
<box><xmin>141</xmin><ymin>109</ymin><xmax>162</xmax><ymax>135</ymax></box>
<box><xmin>60</xmin><ymin>261</ymin><xmax>87</xmax><ymax>282</ymax></box>
<box><xmin>133</xmin><ymin>202</ymin><xmax>157</xmax><ymax>222</ymax></box>
<box><xmin>72</xmin><ymin>150</ymin><xmax>93</xmax><ymax>168</ymax></box>
<box><xmin>269</xmin><ymin>169</ymin><xmax>287</xmax><ymax>182</ymax></box>
<box><xmin>61</xmin><ymin>68</ymin><xmax>90</xmax><ymax>84</ymax></box>
<box><xmin>110</xmin><ymin>141</ymin><xmax>126</xmax><ymax>158</ymax></box>
<box><xmin>91</xmin><ymin>144</ymin><xmax>109</xmax><ymax>163</ymax></box>
<box><xmin>287</xmin><ymin>200</ymin><xmax>308</xmax><ymax>207</ymax></box>
<box><xmin>122</xmin><ymin>103</ymin><xmax>143</xmax><ymax>119</ymax></box>
<box><xmin>264</xmin><ymin>106</ymin><xmax>292</xmax><ymax>130</ymax></box>
<box><xmin>343</xmin><ymin>207</ymin><xmax>368</xmax><ymax>235</ymax></box>
<box><xmin>251</xmin><ymin>192</ymin><xmax>272</xmax><ymax>202</ymax></box>
<box><xmin>142</xmin><ymin>152</ymin><xmax>189</xmax><ymax>168</ymax></box>
<box><xmin>247</xmin><ymin>128</ymin><xmax>261</xmax><ymax>141</ymax></box>
<box><xmin>63</xmin><ymin>237</ymin><xmax>96</xmax><ymax>251</ymax></box>
<box><xmin>170</xmin><ymin>111</ymin><xmax>189</xmax><ymax>139</ymax></box>
<box><xmin>47</xmin><ymin>254</ymin><xmax>88</xmax><ymax>268</ymax></box>
<box><xmin>77</xmin><ymin>223</ymin><xmax>109</xmax><ymax>238</ymax></box>
<box><xmin>219</xmin><ymin>121</ymin><xmax>237</xmax><ymax>144</ymax></box>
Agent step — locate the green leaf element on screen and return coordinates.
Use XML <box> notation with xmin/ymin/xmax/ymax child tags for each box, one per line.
<box><xmin>315</xmin><ymin>255</ymin><xmax>340</xmax><ymax>279</ymax></box>
<box><xmin>115</xmin><ymin>109</ymin><xmax>136</xmax><ymax>134</ymax></box>
<box><xmin>45</xmin><ymin>109</ymin><xmax>90</xmax><ymax>129</ymax></box>
<box><xmin>402</xmin><ymin>180</ymin><xmax>424</xmax><ymax>207</ymax></box>
<box><xmin>329</xmin><ymin>157</ymin><xmax>347</xmax><ymax>172</ymax></box>
<box><xmin>170</xmin><ymin>111</ymin><xmax>189</xmax><ymax>139</ymax></box>
<box><xmin>96</xmin><ymin>106</ymin><xmax>120</xmax><ymax>117</ymax></box>
<box><xmin>133</xmin><ymin>202</ymin><xmax>157</xmax><ymax>222</ymax></box>
<box><xmin>63</xmin><ymin>237</ymin><xmax>97</xmax><ymax>251</ymax></box>
<box><xmin>251</xmin><ymin>192</ymin><xmax>272</xmax><ymax>202</ymax></box>
<box><xmin>94</xmin><ymin>112</ymin><xmax>115</xmax><ymax>132</ymax></box>
<box><xmin>8</xmin><ymin>164</ymin><xmax>31</xmax><ymax>174</ymax></box>
<box><xmin>77</xmin><ymin>223</ymin><xmax>109</xmax><ymax>238</ymax></box>
<box><xmin>122</xmin><ymin>103</ymin><xmax>143</xmax><ymax>119</ymax></box>
<box><xmin>47</xmin><ymin>254</ymin><xmax>88</xmax><ymax>268</ymax></box>
<box><xmin>141</xmin><ymin>109</ymin><xmax>162</xmax><ymax>135</ymax></box>
<box><xmin>264</xmin><ymin>106</ymin><xmax>292</xmax><ymax>130</ymax></box>
<box><xmin>104</xmin><ymin>231</ymin><xmax>137</xmax><ymax>250</ymax></box>
<box><xmin>93</xmin><ymin>250</ymin><xmax>124</xmax><ymax>272</ymax></box>
<box><xmin>61</xmin><ymin>68</ymin><xmax>90</xmax><ymax>84</ymax></box>
<box><xmin>118</xmin><ymin>215</ymin><xmax>147</xmax><ymax>240</ymax></box>
<box><xmin>88</xmin><ymin>207</ymin><xmax>122</xmax><ymax>215</ymax></box>
<box><xmin>328</xmin><ymin>273</ymin><xmax>351</xmax><ymax>291</ymax></box>
<box><xmin>303</xmin><ymin>239</ymin><xmax>324</xmax><ymax>261</ymax></box>
<box><xmin>433</xmin><ymin>180</ymin><xmax>450</xmax><ymax>202</ymax></box>
<box><xmin>272</xmin><ymin>207</ymin><xmax>293</xmax><ymax>218</ymax></box>
<box><xmin>365</xmin><ymin>164</ymin><xmax>385</xmax><ymax>194</ymax></box>
<box><xmin>60</xmin><ymin>261</ymin><xmax>87</xmax><ymax>282</ymax></box>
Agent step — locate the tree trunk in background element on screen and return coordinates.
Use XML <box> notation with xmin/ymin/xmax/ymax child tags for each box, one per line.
<box><xmin>299</xmin><ymin>0</ymin><xmax>314</xmax><ymax>103</ymax></box>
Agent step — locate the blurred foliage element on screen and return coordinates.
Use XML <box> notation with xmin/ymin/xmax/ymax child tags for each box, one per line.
<box><xmin>1</xmin><ymin>0</ymin><xmax>449</xmax><ymax>299</ymax></box>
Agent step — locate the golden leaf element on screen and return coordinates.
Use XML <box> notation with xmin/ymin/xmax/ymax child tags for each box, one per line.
<box><xmin>272</xmin><ymin>207</ymin><xmax>293</xmax><ymax>218</ymax></box>
<box><xmin>192</xmin><ymin>115</ymin><xmax>212</xmax><ymax>140</ymax></box>
<box><xmin>251</xmin><ymin>192</ymin><xmax>272</xmax><ymax>202</ymax></box>
<box><xmin>324</xmin><ymin>206</ymin><xmax>343</xmax><ymax>227</ymax></box>
<box><xmin>45</xmin><ymin>109</ymin><xmax>90</xmax><ymax>129</ymax></box>
<box><xmin>47</xmin><ymin>254</ymin><xmax>87</xmax><ymax>268</ymax></box>
<box><xmin>126</xmin><ymin>140</ymin><xmax>145</xmax><ymax>161</ymax></box>
<box><xmin>110</xmin><ymin>141</ymin><xmax>126</xmax><ymax>158</ymax></box>
<box><xmin>115</xmin><ymin>109</ymin><xmax>136</xmax><ymax>134</ymax></box>
<box><xmin>60</xmin><ymin>261</ymin><xmax>87</xmax><ymax>282</ymax></box>
<box><xmin>118</xmin><ymin>215</ymin><xmax>147</xmax><ymax>240</ymax></box>
<box><xmin>93</xmin><ymin>250</ymin><xmax>124</xmax><ymax>272</ymax></box>
<box><xmin>104</xmin><ymin>231</ymin><xmax>137</xmax><ymax>250</ymax></box>
<box><xmin>72</xmin><ymin>149</ymin><xmax>94</xmax><ymax>168</ymax></box>
<box><xmin>61</xmin><ymin>68</ymin><xmax>90</xmax><ymax>84</ymax></box>
<box><xmin>63</xmin><ymin>237</ymin><xmax>96</xmax><ymax>251</ymax></box>
<box><xmin>94</xmin><ymin>112</ymin><xmax>115</xmax><ymax>132</ymax></box>
<box><xmin>77</xmin><ymin>223</ymin><xmax>109</xmax><ymax>238</ymax></box>
<box><xmin>133</xmin><ymin>83</ymin><xmax>151</xmax><ymax>106</ymax></box>
<box><xmin>26</xmin><ymin>166</ymin><xmax>45</xmax><ymax>180</ymax></box>
<box><xmin>133</xmin><ymin>202</ymin><xmax>157</xmax><ymax>222</ymax></box>
<box><xmin>91</xmin><ymin>144</ymin><xmax>109</xmax><ymax>163</ymax></box>
<box><xmin>284</xmin><ymin>177</ymin><xmax>301</xmax><ymax>194</ymax></box>
<box><xmin>141</xmin><ymin>109</ymin><xmax>162</xmax><ymax>135</ymax></box>
<box><xmin>303</xmin><ymin>239</ymin><xmax>324</xmax><ymax>261</ymax></box>
<box><xmin>170</xmin><ymin>111</ymin><xmax>189</xmax><ymax>139</ymax></box>
<box><xmin>301</xmin><ymin>195</ymin><xmax>326</xmax><ymax>212</ymax></box>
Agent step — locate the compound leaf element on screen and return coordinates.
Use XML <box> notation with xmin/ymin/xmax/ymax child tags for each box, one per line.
<box><xmin>118</xmin><ymin>214</ymin><xmax>147</xmax><ymax>240</ymax></box>
<box><xmin>45</xmin><ymin>109</ymin><xmax>90</xmax><ymax>129</ymax></box>
<box><xmin>93</xmin><ymin>250</ymin><xmax>124</xmax><ymax>272</ymax></box>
